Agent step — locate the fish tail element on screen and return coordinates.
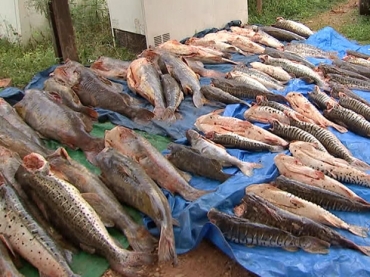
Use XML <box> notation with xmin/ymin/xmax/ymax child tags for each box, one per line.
<box><xmin>349</xmin><ymin>225</ymin><xmax>369</xmax><ymax>238</ymax></box>
<box><xmin>158</xmin><ymin>225</ymin><xmax>178</xmax><ymax>265</ymax></box>
<box><xmin>299</xmin><ymin>236</ymin><xmax>330</xmax><ymax>254</ymax></box>
<box><xmin>81</xmin><ymin>106</ymin><xmax>99</xmax><ymax>119</ymax></box>
<box><xmin>330</xmin><ymin>122</ymin><xmax>348</xmax><ymax>133</ymax></box>
<box><xmin>161</xmin><ymin>107</ymin><xmax>177</xmax><ymax>123</ymax></box>
<box><xmin>181</xmin><ymin>187</ymin><xmax>214</xmax><ymax>202</ymax></box>
<box><xmin>132</xmin><ymin>108</ymin><xmax>155</xmax><ymax>125</ymax></box>
<box><xmin>109</xmin><ymin>248</ymin><xmax>156</xmax><ymax>277</ymax></box>
<box><xmin>350</xmin><ymin>158</ymin><xmax>370</xmax><ymax>171</ymax></box>
<box><xmin>238</xmin><ymin>161</ymin><xmax>263</xmax><ymax>176</ymax></box>
<box><xmin>270</xmin><ymin>145</ymin><xmax>285</xmax><ymax>152</ymax></box>
<box><xmin>356</xmin><ymin>246</ymin><xmax>370</xmax><ymax>256</ymax></box>
<box><xmin>192</xmin><ymin>90</ymin><xmax>206</xmax><ymax>108</ymax></box>
<box><xmin>125</xmin><ymin>225</ymin><xmax>158</xmax><ymax>252</ymax></box>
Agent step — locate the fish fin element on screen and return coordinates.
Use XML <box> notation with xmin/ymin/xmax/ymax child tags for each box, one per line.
<box><xmin>175</xmin><ymin>112</ymin><xmax>183</xmax><ymax>121</ymax></box>
<box><xmin>238</xmin><ymin>162</ymin><xmax>260</xmax><ymax>177</ymax></box>
<box><xmin>132</xmin><ymin>109</ymin><xmax>155</xmax><ymax>125</ymax></box>
<box><xmin>80</xmin><ymin>243</ymin><xmax>96</xmax><ymax>254</ymax></box>
<box><xmin>357</xmin><ymin>246</ymin><xmax>370</xmax><ymax>256</ymax></box>
<box><xmin>80</xmin><ymin>106</ymin><xmax>99</xmax><ymax>119</ymax></box>
<box><xmin>282</xmin><ymin>246</ymin><xmax>299</xmax><ymax>252</ymax></box>
<box><xmin>271</xmin><ymin>145</ymin><xmax>285</xmax><ymax>152</ymax></box>
<box><xmin>349</xmin><ymin>225</ymin><xmax>369</xmax><ymax>238</ymax></box>
<box><xmin>161</xmin><ymin>107</ymin><xmax>177</xmax><ymax>123</ymax></box>
<box><xmin>192</xmin><ymin>90</ymin><xmax>207</xmax><ymax>108</ymax></box>
<box><xmin>84</xmin><ymin>138</ymin><xmax>105</xmax><ymax>165</ymax></box>
<box><xmin>300</xmin><ymin>77</ymin><xmax>315</xmax><ymax>84</ymax></box>
<box><xmin>50</xmin><ymin>168</ymin><xmax>69</xmax><ymax>182</ymax></box>
<box><xmin>180</xmin><ymin>187</ymin><xmax>214</xmax><ymax>202</ymax></box>
<box><xmin>330</xmin><ymin>123</ymin><xmax>348</xmax><ymax>133</ymax></box>
<box><xmin>157</xmin><ymin>225</ymin><xmax>178</xmax><ymax>265</ymax></box>
<box><xmin>64</xmin><ymin>249</ymin><xmax>74</xmax><ymax>264</ymax></box>
<box><xmin>175</xmin><ymin>168</ymin><xmax>192</xmax><ymax>182</ymax></box>
<box><xmin>349</xmin><ymin>158</ymin><xmax>370</xmax><ymax>171</ymax></box>
<box><xmin>0</xmin><ymin>235</ymin><xmax>16</xmax><ymax>257</ymax></box>
<box><xmin>289</xmin><ymin>198</ymin><xmax>305</xmax><ymax>208</ymax></box>
<box><xmin>81</xmin><ymin>192</ymin><xmax>115</xmax><ymax>228</ymax></box>
<box><xmin>125</xmin><ymin>226</ymin><xmax>158</xmax><ymax>252</ymax></box>
<box><xmin>172</xmin><ymin>218</ymin><xmax>180</xmax><ymax>227</ymax></box>
<box><xmin>299</xmin><ymin>236</ymin><xmax>330</xmax><ymax>254</ymax></box>
<box><xmin>79</xmin><ymin>113</ymin><xmax>94</xmax><ymax>133</ymax></box>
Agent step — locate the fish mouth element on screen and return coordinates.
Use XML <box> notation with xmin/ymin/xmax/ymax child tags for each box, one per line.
<box><xmin>23</xmin><ymin>153</ymin><xmax>47</xmax><ymax>172</ymax></box>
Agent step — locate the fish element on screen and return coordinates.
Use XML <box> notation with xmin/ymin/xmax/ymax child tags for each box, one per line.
<box><xmin>54</xmin><ymin>60</ymin><xmax>154</xmax><ymax>124</ymax></box>
<box><xmin>250</xmin><ymin>62</ymin><xmax>292</xmax><ymax>82</ymax></box>
<box><xmin>259</xmin><ymin>26</ymin><xmax>306</xmax><ymax>42</ymax></box>
<box><xmin>0</xmin><ymin>98</ymin><xmax>45</xmax><ymax>147</ymax></box>
<box><xmin>105</xmin><ymin>126</ymin><xmax>211</xmax><ymax>201</ymax></box>
<box><xmin>227</xmin><ymin>71</ymin><xmax>271</xmax><ymax>91</ymax></box>
<box><xmin>284</xmin><ymin>43</ymin><xmax>336</xmax><ymax>59</ymax></box>
<box><xmin>264</xmin><ymin>47</ymin><xmax>315</xmax><ymax>69</ymax></box>
<box><xmin>47</xmin><ymin>147</ymin><xmax>157</xmax><ymax>252</ymax></box>
<box><xmin>338</xmin><ymin>92</ymin><xmax>370</xmax><ymax>120</ymax></box>
<box><xmin>273</xmin><ymin>17</ymin><xmax>314</xmax><ymax>38</ymax></box>
<box><xmin>127</xmin><ymin>57</ymin><xmax>169</xmax><ymax>121</ymax></box>
<box><xmin>269</xmin><ymin>120</ymin><xmax>327</xmax><ymax>152</ymax></box>
<box><xmin>90</xmin><ymin>56</ymin><xmax>131</xmax><ymax>80</ymax></box>
<box><xmin>43</xmin><ymin>77</ymin><xmax>99</xmax><ymax>119</ymax></box>
<box><xmin>231</xmin><ymin>26</ymin><xmax>285</xmax><ymax>49</ymax></box>
<box><xmin>185</xmin><ymin>37</ymin><xmax>246</xmax><ymax>56</ymax></box>
<box><xmin>232</xmin><ymin>65</ymin><xmax>284</xmax><ymax>90</ymax></box>
<box><xmin>317</xmin><ymin>64</ymin><xmax>370</xmax><ymax>81</ymax></box>
<box><xmin>195</xmin><ymin>112</ymin><xmax>289</xmax><ymax>147</ymax></box>
<box><xmin>243</xmin><ymin>104</ymin><xmax>290</xmax><ymax>124</ymax></box>
<box><xmin>307</xmin><ymin>85</ymin><xmax>337</xmax><ymax>111</ymax></box>
<box><xmin>260</xmin><ymin>55</ymin><xmax>326</xmax><ymax>87</ymax></box>
<box><xmin>205</xmin><ymin>131</ymin><xmax>284</xmax><ymax>153</ymax></box>
<box><xmin>200</xmin><ymin>85</ymin><xmax>250</xmax><ymax>106</ymax></box>
<box><xmin>95</xmin><ymin>147</ymin><xmax>177</xmax><ymax>265</ymax></box>
<box><xmin>142</xmin><ymin>49</ymin><xmax>205</xmax><ymax>108</ymax></box>
<box><xmin>235</xmin><ymin>193</ymin><xmax>370</xmax><ymax>256</ymax></box>
<box><xmin>273</xmin><ymin>175</ymin><xmax>370</xmax><ymax>212</ymax></box>
<box><xmin>346</xmin><ymin>50</ymin><xmax>370</xmax><ymax>60</ymax></box>
<box><xmin>186</xmin><ymin>129</ymin><xmax>263</xmax><ymax>177</ymax></box>
<box><xmin>0</xmin><ymin>172</ymin><xmax>79</xmax><ymax>277</ymax></box>
<box><xmin>323</xmin><ymin>103</ymin><xmax>370</xmax><ymax>138</ymax></box>
<box><xmin>207</xmin><ymin>208</ymin><xmax>329</xmax><ymax>254</ymax></box>
<box><xmin>335</xmin><ymin>59</ymin><xmax>370</xmax><ymax>79</ymax></box>
<box><xmin>18</xmin><ymin>153</ymin><xmax>155</xmax><ymax>276</ymax></box>
<box><xmin>160</xmin><ymin>74</ymin><xmax>183</xmax><ymax>122</ymax></box>
<box><xmin>166</xmin><ymin>143</ymin><xmax>232</xmax><ymax>182</ymax></box>
<box><xmin>286</xmin><ymin>92</ymin><xmax>347</xmax><ymax>133</ymax></box>
<box><xmin>288</xmin><ymin>115</ymin><xmax>370</xmax><ymax>170</ymax></box>
<box><xmin>0</xmin><ymin>240</ymin><xmax>24</xmax><ymax>277</ymax></box>
<box><xmin>14</xmin><ymin>89</ymin><xmax>104</xmax><ymax>164</ymax></box>
<box><xmin>329</xmin><ymin>81</ymin><xmax>370</xmax><ymax>107</ymax></box>
<box><xmin>246</xmin><ymin>183</ymin><xmax>368</xmax><ymax>237</ymax></box>
<box><xmin>255</xmin><ymin>95</ymin><xmax>315</xmax><ymax>123</ymax></box>
<box><xmin>289</xmin><ymin>141</ymin><xmax>370</xmax><ymax>189</ymax></box>
<box><xmin>211</xmin><ymin>78</ymin><xmax>287</xmax><ymax>103</ymax></box>
<box><xmin>343</xmin><ymin>55</ymin><xmax>370</xmax><ymax>67</ymax></box>
<box><xmin>182</xmin><ymin>58</ymin><xmax>227</xmax><ymax>79</ymax></box>
<box><xmin>0</xmin><ymin>115</ymin><xmax>51</xmax><ymax>159</ymax></box>
<box><xmin>326</xmin><ymin>73</ymin><xmax>370</xmax><ymax>91</ymax></box>
<box><xmin>274</xmin><ymin>153</ymin><xmax>367</xmax><ymax>204</ymax></box>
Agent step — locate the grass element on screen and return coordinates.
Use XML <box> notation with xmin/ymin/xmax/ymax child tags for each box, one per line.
<box><xmin>0</xmin><ymin>0</ymin><xmax>369</xmax><ymax>88</ymax></box>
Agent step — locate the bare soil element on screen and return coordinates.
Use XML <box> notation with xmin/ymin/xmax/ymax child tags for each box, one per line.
<box><xmin>102</xmin><ymin>2</ymin><xmax>359</xmax><ymax>276</ymax></box>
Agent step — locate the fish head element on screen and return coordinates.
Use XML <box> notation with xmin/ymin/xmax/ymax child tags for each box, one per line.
<box><xmin>104</xmin><ymin>126</ymin><xmax>136</xmax><ymax>148</ymax></box>
<box><xmin>285</xmin><ymin>92</ymin><xmax>305</xmax><ymax>106</ymax></box>
<box><xmin>276</xmin><ymin>17</ymin><xmax>285</xmax><ymax>22</ymax></box>
<box><xmin>245</xmin><ymin>183</ymin><xmax>273</xmax><ymax>195</ymax></box>
<box><xmin>22</xmin><ymin>153</ymin><xmax>50</xmax><ymax>175</ymax></box>
<box><xmin>94</xmin><ymin>147</ymin><xmax>113</xmax><ymax>167</ymax></box>
<box><xmin>53</xmin><ymin>63</ymin><xmax>80</xmax><ymax>86</ymax></box>
<box><xmin>185</xmin><ymin>129</ymin><xmax>201</xmax><ymax>143</ymax></box>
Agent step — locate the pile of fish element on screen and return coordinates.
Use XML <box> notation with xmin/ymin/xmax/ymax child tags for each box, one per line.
<box><xmin>3</xmin><ymin>15</ymin><xmax>370</xmax><ymax>276</ymax></box>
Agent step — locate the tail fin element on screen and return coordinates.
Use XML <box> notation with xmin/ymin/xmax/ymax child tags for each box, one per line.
<box><xmin>238</xmin><ymin>161</ymin><xmax>263</xmax><ymax>177</ymax></box>
<box><xmin>158</xmin><ymin>225</ymin><xmax>178</xmax><ymax>265</ymax></box>
<box><xmin>109</xmin><ymin>249</ymin><xmax>156</xmax><ymax>277</ymax></box>
<box><xmin>81</xmin><ymin>106</ymin><xmax>99</xmax><ymax>119</ymax></box>
<box><xmin>355</xmin><ymin>245</ymin><xmax>370</xmax><ymax>256</ymax></box>
<box><xmin>192</xmin><ymin>90</ymin><xmax>206</xmax><ymax>108</ymax></box>
<box><xmin>180</xmin><ymin>187</ymin><xmax>215</xmax><ymax>202</ymax></box>
<box><xmin>132</xmin><ymin>109</ymin><xmax>155</xmax><ymax>125</ymax></box>
<box><xmin>299</xmin><ymin>236</ymin><xmax>330</xmax><ymax>254</ymax></box>
<box><xmin>349</xmin><ymin>225</ymin><xmax>369</xmax><ymax>238</ymax></box>
<box><xmin>270</xmin><ymin>145</ymin><xmax>285</xmax><ymax>152</ymax></box>
<box><xmin>329</xmin><ymin>122</ymin><xmax>348</xmax><ymax>133</ymax></box>
<box><xmin>161</xmin><ymin>107</ymin><xmax>177</xmax><ymax>123</ymax></box>
<box><xmin>349</xmin><ymin>158</ymin><xmax>370</xmax><ymax>171</ymax></box>
<box><xmin>125</xmin><ymin>225</ymin><xmax>158</xmax><ymax>252</ymax></box>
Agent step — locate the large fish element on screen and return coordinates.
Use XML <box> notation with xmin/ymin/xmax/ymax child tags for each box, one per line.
<box><xmin>160</xmin><ymin>74</ymin><xmax>183</xmax><ymax>122</ymax></box>
<box><xmin>329</xmin><ymin>81</ymin><xmax>370</xmax><ymax>107</ymax></box>
<box><xmin>0</xmin><ymin>173</ymin><xmax>79</xmax><ymax>277</ymax></box>
<box><xmin>127</xmin><ymin>57</ymin><xmax>170</xmax><ymax>121</ymax></box>
<box><xmin>326</xmin><ymin>73</ymin><xmax>370</xmax><ymax>91</ymax></box>
<box><xmin>95</xmin><ymin>147</ymin><xmax>177</xmax><ymax>264</ymax></box>
<box><xmin>200</xmin><ymin>85</ymin><xmax>250</xmax><ymax>106</ymax></box>
<box><xmin>243</xmin><ymin>105</ymin><xmax>290</xmax><ymax>124</ymax></box>
<box><xmin>338</xmin><ymin>92</ymin><xmax>370</xmax><ymax>121</ymax></box>
<box><xmin>286</xmin><ymin>92</ymin><xmax>347</xmax><ymax>133</ymax></box>
<box><xmin>14</xmin><ymin>89</ymin><xmax>104</xmax><ymax>164</ymax></box>
<box><xmin>90</xmin><ymin>56</ymin><xmax>131</xmax><ymax>80</ymax></box>
<box><xmin>47</xmin><ymin>147</ymin><xmax>157</xmax><ymax>252</ymax></box>
<box><xmin>53</xmin><ymin>60</ymin><xmax>154</xmax><ymax>124</ymax></box>
<box><xmin>250</xmin><ymin>62</ymin><xmax>292</xmax><ymax>82</ymax></box>
<box><xmin>231</xmin><ymin>26</ymin><xmax>284</xmax><ymax>49</ymax></box>
<box><xmin>317</xmin><ymin>64</ymin><xmax>370</xmax><ymax>81</ymax></box>
<box><xmin>246</xmin><ymin>183</ymin><xmax>368</xmax><ymax>237</ymax></box>
<box><xmin>17</xmin><ymin>153</ymin><xmax>155</xmax><ymax>276</ymax></box>
<box><xmin>0</xmin><ymin>98</ymin><xmax>44</xmax><ymax>147</ymax></box>
<box><xmin>264</xmin><ymin>47</ymin><xmax>315</xmax><ymax>69</ymax></box>
<box><xmin>186</xmin><ymin>129</ymin><xmax>263</xmax><ymax>177</ymax></box>
<box><xmin>235</xmin><ymin>193</ymin><xmax>370</xmax><ymax>256</ymax></box>
<box><xmin>104</xmin><ymin>126</ymin><xmax>211</xmax><ymax>201</ymax></box>
<box><xmin>307</xmin><ymin>86</ymin><xmax>337</xmax><ymax>111</ymax></box>
<box><xmin>182</xmin><ymin>58</ymin><xmax>226</xmax><ymax>79</ymax></box>
<box><xmin>343</xmin><ymin>55</ymin><xmax>370</xmax><ymax>68</ymax></box>
<box><xmin>284</xmin><ymin>43</ymin><xmax>336</xmax><ymax>59</ymax></box>
<box><xmin>289</xmin><ymin>141</ymin><xmax>370</xmax><ymax>189</ymax></box>
<box><xmin>43</xmin><ymin>77</ymin><xmax>99</xmax><ymax>119</ymax></box>
<box><xmin>185</xmin><ymin>37</ymin><xmax>246</xmax><ymax>56</ymax></box>
<box><xmin>166</xmin><ymin>143</ymin><xmax>233</xmax><ymax>182</ymax></box>
<box><xmin>260</xmin><ymin>26</ymin><xmax>306</xmax><ymax>42</ymax></box>
<box><xmin>273</xmin><ymin>17</ymin><xmax>314</xmax><ymax>38</ymax></box>
<box><xmin>274</xmin><ymin>153</ymin><xmax>366</xmax><ymax>204</ymax></box>
<box><xmin>334</xmin><ymin>59</ymin><xmax>370</xmax><ymax>79</ymax></box>
<box><xmin>208</xmin><ymin>208</ymin><xmax>329</xmax><ymax>254</ymax></box>
<box><xmin>288</xmin><ymin>115</ymin><xmax>370</xmax><ymax>170</ymax></box>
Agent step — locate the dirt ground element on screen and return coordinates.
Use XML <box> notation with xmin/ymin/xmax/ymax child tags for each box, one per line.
<box><xmin>101</xmin><ymin>1</ymin><xmax>359</xmax><ymax>277</ymax></box>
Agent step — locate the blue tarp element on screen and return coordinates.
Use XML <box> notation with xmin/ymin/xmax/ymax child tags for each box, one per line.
<box><xmin>2</xmin><ymin>26</ymin><xmax>370</xmax><ymax>276</ymax></box>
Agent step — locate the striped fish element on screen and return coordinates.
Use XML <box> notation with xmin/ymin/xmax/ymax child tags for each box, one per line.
<box><xmin>307</xmin><ymin>86</ymin><xmax>337</xmax><ymax>111</ymax></box>
<box><xmin>338</xmin><ymin>93</ymin><xmax>370</xmax><ymax>121</ymax></box>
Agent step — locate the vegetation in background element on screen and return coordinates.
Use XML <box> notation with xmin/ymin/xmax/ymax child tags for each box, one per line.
<box><xmin>340</xmin><ymin>11</ymin><xmax>370</xmax><ymax>44</ymax></box>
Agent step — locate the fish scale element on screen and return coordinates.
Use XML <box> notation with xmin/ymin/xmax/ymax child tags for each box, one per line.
<box><xmin>307</xmin><ymin>86</ymin><xmax>337</xmax><ymax>110</ymax></box>
<box><xmin>327</xmin><ymin>73</ymin><xmax>370</xmax><ymax>91</ymax></box>
<box><xmin>207</xmin><ymin>208</ymin><xmax>329</xmax><ymax>254</ymax></box>
<box><xmin>339</xmin><ymin>94</ymin><xmax>370</xmax><ymax>121</ymax></box>
<box><xmin>324</xmin><ymin>104</ymin><xmax>370</xmax><ymax>138</ymax></box>
<box><xmin>269</xmin><ymin>120</ymin><xmax>327</xmax><ymax>152</ymax></box>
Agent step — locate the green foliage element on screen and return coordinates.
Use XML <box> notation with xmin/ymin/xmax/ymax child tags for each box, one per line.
<box><xmin>340</xmin><ymin>13</ymin><xmax>370</xmax><ymax>45</ymax></box>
